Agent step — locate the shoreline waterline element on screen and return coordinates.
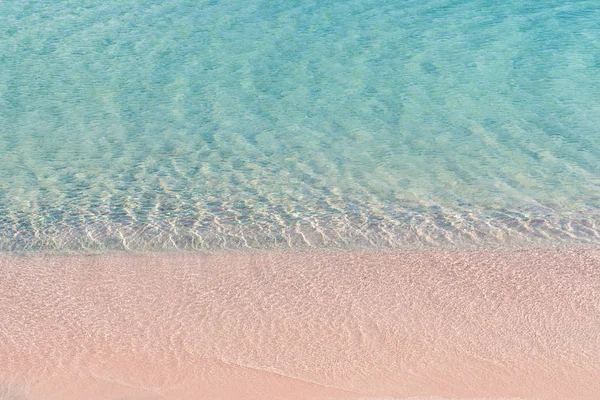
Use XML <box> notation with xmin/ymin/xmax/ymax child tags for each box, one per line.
<box><xmin>1</xmin><ymin>249</ymin><xmax>599</xmax><ymax>399</ymax></box>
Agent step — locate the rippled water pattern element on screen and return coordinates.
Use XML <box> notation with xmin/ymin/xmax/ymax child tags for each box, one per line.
<box><xmin>1</xmin><ymin>0</ymin><xmax>600</xmax><ymax>251</ymax></box>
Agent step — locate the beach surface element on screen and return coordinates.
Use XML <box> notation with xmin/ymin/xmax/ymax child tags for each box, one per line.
<box><xmin>1</xmin><ymin>249</ymin><xmax>599</xmax><ymax>400</ymax></box>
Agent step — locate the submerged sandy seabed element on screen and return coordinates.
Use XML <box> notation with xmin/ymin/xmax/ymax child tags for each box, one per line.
<box><xmin>1</xmin><ymin>249</ymin><xmax>599</xmax><ymax>400</ymax></box>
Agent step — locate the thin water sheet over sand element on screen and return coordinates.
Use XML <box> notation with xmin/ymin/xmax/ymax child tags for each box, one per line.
<box><xmin>1</xmin><ymin>249</ymin><xmax>599</xmax><ymax>399</ymax></box>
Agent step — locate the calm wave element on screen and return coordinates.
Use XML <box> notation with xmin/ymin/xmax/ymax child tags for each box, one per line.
<box><xmin>1</xmin><ymin>0</ymin><xmax>599</xmax><ymax>251</ymax></box>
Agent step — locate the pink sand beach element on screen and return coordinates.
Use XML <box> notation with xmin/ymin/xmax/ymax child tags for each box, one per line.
<box><xmin>1</xmin><ymin>249</ymin><xmax>599</xmax><ymax>399</ymax></box>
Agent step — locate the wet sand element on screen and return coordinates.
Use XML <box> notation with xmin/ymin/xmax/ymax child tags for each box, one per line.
<box><xmin>1</xmin><ymin>249</ymin><xmax>599</xmax><ymax>399</ymax></box>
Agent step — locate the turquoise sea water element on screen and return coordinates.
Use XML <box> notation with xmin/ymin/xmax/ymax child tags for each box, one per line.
<box><xmin>1</xmin><ymin>0</ymin><xmax>599</xmax><ymax>251</ymax></box>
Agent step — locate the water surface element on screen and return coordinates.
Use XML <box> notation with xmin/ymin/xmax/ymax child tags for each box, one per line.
<box><xmin>1</xmin><ymin>0</ymin><xmax>599</xmax><ymax>251</ymax></box>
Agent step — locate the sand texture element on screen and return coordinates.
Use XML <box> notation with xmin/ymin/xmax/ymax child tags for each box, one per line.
<box><xmin>1</xmin><ymin>249</ymin><xmax>599</xmax><ymax>399</ymax></box>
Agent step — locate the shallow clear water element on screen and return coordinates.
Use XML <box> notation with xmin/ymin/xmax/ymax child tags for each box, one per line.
<box><xmin>1</xmin><ymin>0</ymin><xmax>599</xmax><ymax>251</ymax></box>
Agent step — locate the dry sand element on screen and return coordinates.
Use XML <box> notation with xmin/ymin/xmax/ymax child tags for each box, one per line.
<box><xmin>1</xmin><ymin>249</ymin><xmax>599</xmax><ymax>399</ymax></box>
